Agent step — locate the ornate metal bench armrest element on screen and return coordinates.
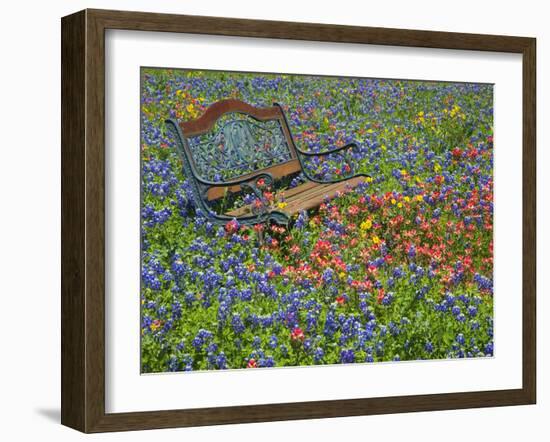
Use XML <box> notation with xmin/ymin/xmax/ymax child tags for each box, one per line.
<box><xmin>271</xmin><ymin>103</ymin><xmax>369</xmax><ymax>184</ymax></box>
<box><xmin>295</xmin><ymin>142</ymin><xmax>370</xmax><ymax>184</ymax></box>
<box><xmin>193</xmin><ymin>171</ymin><xmax>275</xmax><ymax>191</ymax></box>
<box><xmin>293</xmin><ymin>141</ymin><xmax>359</xmax><ymax>157</ymax></box>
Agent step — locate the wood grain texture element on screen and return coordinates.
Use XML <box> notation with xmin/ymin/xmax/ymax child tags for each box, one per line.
<box><xmin>227</xmin><ymin>177</ymin><xmax>365</xmax><ymax>217</ymax></box>
<box><xmin>227</xmin><ymin>177</ymin><xmax>362</xmax><ymax>217</ymax></box>
<box><xmin>91</xmin><ymin>389</ymin><xmax>531</xmax><ymax>432</ymax></box>
<box><xmin>87</xmin><ymin>8</ymin><xmax>532</xmax><ymax>53</ymax></box>
<box><xmin>282</xmin><ymin>176</ymin><xmax>365</xmax><ymax>214</ymax></box>
<box><xmin>85</xmin><ymin>9</ymin><xmax>108</xmax><ymax>433</ymax></box>
<box><xmin>61</xmin><ymin>10</ymin><xmax>86</xmax><ymax>431</ymax></box>
<box><xmin>522</xmin><ymin>38</ymin><xmax>536</xmax><ymax>404</ymax></box>
<box><xmin>60</xmin><ymin>8</ymin><xmax>537</xmax><ymax>433</ymax></box>
<box><xmin>227</xmin><ymin>177</ymin><xmax>363</xmax><ymax>217</ymax></box>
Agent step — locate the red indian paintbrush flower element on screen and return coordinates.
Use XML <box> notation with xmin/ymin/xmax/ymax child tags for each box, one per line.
<box><xmin>377</xmin><ymin>288</ymin><xmax>385</xmax><ymax>304</ymax></box>
<box><xmin>225</xmin><ymin>219</ymin><xmax>239</xmax><ymax>234</ymax></box>
<box><xmin>290</xmin><ymin>327</ymin><xmax>305</xmax><ymax>341</ymax></box>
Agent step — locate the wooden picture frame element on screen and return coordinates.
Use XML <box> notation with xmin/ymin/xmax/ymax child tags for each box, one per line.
<box><xmin>61</xmin><ymin>8</ymin><xmax>536</xmax><ymax>433</ymax></box>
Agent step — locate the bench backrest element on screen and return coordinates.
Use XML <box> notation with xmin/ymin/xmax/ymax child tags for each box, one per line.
<box><xmin>177</xmin><ymin>99</ymin><xmax>301</xmax><ymax>200</ymax></box>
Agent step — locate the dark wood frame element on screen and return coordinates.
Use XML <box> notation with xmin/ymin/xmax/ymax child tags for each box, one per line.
<box><xmin>61</xmin><ymin>8</ymin><xmax>536</xmax><ymax>433</ymax></box>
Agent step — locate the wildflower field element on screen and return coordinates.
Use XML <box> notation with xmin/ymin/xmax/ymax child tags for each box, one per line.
<box><xmin>140</xmin><ymin>68</ymin><xmax>494</xmax><ymax>373</ymax></box>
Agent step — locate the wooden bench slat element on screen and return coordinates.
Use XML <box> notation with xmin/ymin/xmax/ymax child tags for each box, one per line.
<box><xmin>225</xmin><ymin>177</ymin><xmax>365</xmax><ymax>219</ymax></box>
<box><xmin>282</xmin><ymin>182</ymin><xmax>333</xmax><ymax>205</ymax></box>
<box><xmin>280</xmin><ymin>182</ymin><xmax>336</xmax><ymax>207</ymax></box>
<box><xmin>277</xmin><ymin>180</ymin><xmax>321</xmax><ymax>200</ymax></box>
<box><xmin>282</xmin><ymin>176</ymin><xmax>365</xmax><ymax>215</ymax></box>
<box><xmin>225</xmin><ymin>180</ymin><xmax>323</xmax><ymax>218</ymax></box>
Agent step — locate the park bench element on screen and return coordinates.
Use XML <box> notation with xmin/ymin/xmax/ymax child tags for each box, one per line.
<box><xmin>165</xmin><ymin>99</ymin><xmax>368</xmax><ymax>226</ymax></box>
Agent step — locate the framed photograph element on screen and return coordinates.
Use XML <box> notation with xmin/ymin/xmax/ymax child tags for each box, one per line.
<box><xmin>61</xmin><ymin>9</ymin><xmax>536</xmax><ymax>433</ymax></box>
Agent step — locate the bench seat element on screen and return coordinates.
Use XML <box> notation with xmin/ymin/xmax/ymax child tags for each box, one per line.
<box><xmin>226</xmin><ymin>176</ymin><xmax>366</xmax><ymax>218</ymax></box>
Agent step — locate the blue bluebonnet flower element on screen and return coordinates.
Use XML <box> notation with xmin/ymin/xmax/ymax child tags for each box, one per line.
<box><xmin>425</xmin><ymin>341</ymin><xmax>434</xmax><ymax>353</ymax></box>
<box><xmin>268</xmin><ymin>335</ymin><xmax>278</xmax><ymax>349</ymax></box>
<box><xmin>216</xmin><ymin>352</ymin><xmax>228</xmax><ymax>369</ymax></box>
<box><xmin>313</xmin><ymin>347</ymin><xmax>324</xmax><ymax>363</ymax></box>
<box><xmin>231</xmin><ymin>313</ymin><xmax>245</xmax><ymax>334</ymax></box>
<box><xmin>295</xmin><ymin>210</ymin><xmax>308</xmax><ymax>229</ymax></box>
<box><xmin>167</xmin><ymin>356</ymin><xmax>179</xmax><ymax>372</ymax></box>
<box><xmin>340</xmin><ymin>349</ymin><xmax>355</xmax><ymax>364</ymax></box>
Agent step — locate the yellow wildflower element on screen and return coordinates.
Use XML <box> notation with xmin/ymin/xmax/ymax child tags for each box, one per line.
<box><xmin>277</xmin><ymin>202</ymin><xmax>288</xmax><ymax>209</ymax></box>
<box><xmin>450</xmin><ymin>104</ymin><xmax>461</xmax><ymax>118</ymax></box>
<box><xmin>372</xmin><ymin>235</ymin><xmax>381</xmax><ymax>245</ymax></box>
<box><xmin>360</xmin><ymin>219</ymin><xmax>372</xmax><ymax>231</ymax></box>
<box><xmin>391</xmin><ymin>198</ymin><xmax>397</xmax><ymax>205</ymax></box>
<box><xmin>404</xmin><ymin>196</ymin><xmax>411</xmax><ymax>202</ymax></box>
